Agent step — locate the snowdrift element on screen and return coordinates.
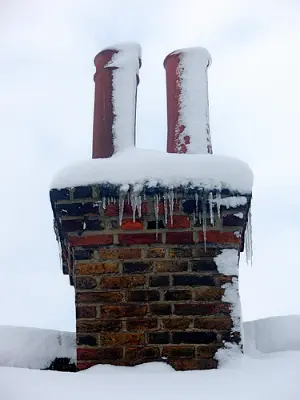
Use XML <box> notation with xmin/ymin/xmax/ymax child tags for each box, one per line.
<box><xmin>0</xmin><ymin>315</ymin><xmax>299</xmax><ymax>370</ymax></box>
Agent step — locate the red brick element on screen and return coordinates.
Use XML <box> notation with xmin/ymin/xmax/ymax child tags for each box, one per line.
<box><xmin>118</xmin><ymin>248</ymin><xmax>142</xmax><ymax>259</ymax></box>
<box><xmin>126</xmin><ymin>318</ymin><xmax>158</xmax><ymax>331</ymax></box>
<box><xmin>193</xmin><ymin>287</ymin><xmax>224</xmax><ymax>301</ymax></box>
<box><xmin>77</xmin><ymin>362</ymin><xmax>95</xmax><ymax>370</ymax></box>
<box><xmin>119</xmin><ymin>233</ymin><xmax>161</xmax><ymax>245</ymax></box>
<box><xmin>76</xmin><ymin>262</ymin><xmax>118</xmax><ymax>275</ymax></box>
<box><xmin>169</xmin><ymin>358</ymin><xmax>217</xmax><ymax>371</ymax></box>
<box><xmin>121</xmin><ymin>219</ymin><xmax>143</xmax><ymax>230</ymax></box>
<box><xmin>101</xmin><ymin>333</ymin><xmax>144</xmax><ymax>345</ymax></box>
<box><xmin>100</xmin><ymin>275</ymin><xmax>145</xmax><ymax>289</ymax></box>
<box><xmin>197</xmin><ymin>345</ymin><xmax>222</xmax><ymax>358</ymax></box>
<box><xmin>162</xmin><ymin>346</ymin><xmax>195</xmax><ymax>358</ymax></box>
<box><xmin>101</xmin><ymin>304</ymin><xmax>147</xmax><ymax>318</ymax></box>
<box><xmin>166</xmin><ymin>232</ymin><xmax>193</xmax><ymax>244</ymax></box>
<box><xmin>104</xmin><ymin>204</ymin><xmax>119</xmax><ymax>216</ymax></box>
<box><xmin>198</xmin><ymin>231</ymin><xmax>240</xmax><ymax>244</ymax></box>
<box><xmin>69</xmin><ymin>234</ymin><xmax>113</xmax><ymax>246</ymax></box>
<box><xmin>77</xmin><ymin>347</ymin><xmax>123</xmax><ymax>361</ymax></box>
<box><xmin>76</xmin><ymin>291</ymin><xmax>123</xmax><ymax>303</ymax></box>
<box><xmin>167</xmin><ymin>215</ymin><xmax>190</xmax><ymax>229</ymax></box>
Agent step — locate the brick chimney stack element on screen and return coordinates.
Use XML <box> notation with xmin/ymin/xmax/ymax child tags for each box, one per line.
<box><xmin>92</xmin><ymin>43</ymin><xmax>141</xmax><ymax>158</ymax></box>
<box><xmin>164</xmin><ymin>48</ymin><xmax>212</xmax><ymax>154</ymax></box>
<box><xmin>50</xmin><ymin>44</ymin><xmax>253</xmax><ymax>372</ymax></box>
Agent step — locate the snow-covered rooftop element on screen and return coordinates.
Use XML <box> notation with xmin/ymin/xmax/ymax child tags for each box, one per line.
<box><xmin>50</xmin><ymin>148</ymin><xmax>253</xmax><ymax>193</ymax></box>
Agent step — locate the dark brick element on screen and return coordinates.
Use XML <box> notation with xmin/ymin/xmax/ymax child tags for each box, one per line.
<box><xmin>126</xmin><ymin>319</ymin><xmax>158</xmax><ymax>331</ymax></box>
<box><xmin>164</xmin><ymin>290</ymin><xmax>192</xmax><ymax>301</ymax></box>
<box><xmin>174</xmin><ymin>303</ymin><xmax>216</xmax><ymax>316</ymax></box>
<box><xmin>167</xmin><ymin>215</ymin><xmax>190</xmax><ymax>229</ymax></box>
<box><xmin>127</xmin><ymin>290</ymin><xmax>160</xmax><ymax>302</ymax></box>
<box><xmin>85</xmin><ymin>218</ymin><xmax>105</xmax><ymax>231</ymax></box>
<box><xmin>223</xmin><ymin>214</ymin><xmax>244</xmax><ymax>227</ymax></box>
<box><xmin>147</xmin><ymin>220</ymin><xmax>165</xmax><ymax>229</ymax></box>
<box><xmin>173</xmin><ymin>275</ymin><xmax>215</xmax><ymax>286</ymax></box>
<box><xmin>150</xmin><ymin>303</ymin><xmax>172</xmax><ymax>315</ymax></box>
<box><xmin>118</xmin><ymin>248</ymin><xmax>142</xmax><ymax>259</ymax></box>
<box><xmin>193</xmin><ymin>247</ymin><xmax>220</xmax><ymax>257</ymax></box>
<box><xmin>50</xmin><ymin>188</ymin><xmax>70</xmax><ymax>201</ymax></box>
<box><xmin>162</xmin><ymin>346</ymin><xmax>195</xmax><ymax>358</ymax></box>
<box><xmin>172</xmin><ymin>332</ymin><xmax>217</xmax><ymax>344</ymax></box>
<box><xmin>56</xmin><ymin>202</ymin><xmax>98</xmax><ymax>217</ymax></box>
<box><xmin>75</xmin><ymin>277</ymin><xmax>97</xmax><ymax>290</ymax></box>
<box><xmin>76</xmin><ymin>319</ymin><xmax>122</xmax><ymax>333</ymax></box>
<box><xmin>125</xmin><ymin>347</ymin><xmax>160</xmax><ymax>362</ymax></box>
<box><xmin>169</xmin><ymin>247</ymin><xmax>192</xmax><ymax>259</ymax></box>
<box><xmin>61</xmin><ymin>219</ymin><xmax>83</xmax><ymax>231</ymax></box>
<box><xmin>77</xmin><ymin>335</ymin><xmax>97</xmax><ymax>346</ymax></box>
<box><xmin>166</xmin><ymin>232</ymin><xmax>193</xmax><ymax>244</ymax></box>
<box><xmin>76</xmin><ymin>291</ymin><xmax>122</xmax><ymax>303</ymax></box>
<box><xmin>149</xmin><ymin>275</ymin><xmax>169</xmax><ymax>287</ymax></box>
<box><xmin>190</xmin><ymin>260</ymin><xmax>218</xmax><ymax>272</ymax></box>
<box><xmin>74</xmin><ymin>249</ymin><xmax>93</xmax><ymax>260</ymax></box>
<box><xmin>101</xmin><ymin>304</ymin><xmax>147</xmax><ymax>318</ymax></box>
<box><xmin>156</xmin><ymin>261</ymin><xmax>188</xmax><ymax>272</ymax></box>
<box><xmin>73</xmin><ymin>186</ymin><xmax>93</xmax><ymax>199</ymax></box>
<box><xmin>194</xmin><ymin>317</ymin><xmax>233</xmax><ymax>330</ymax></box>
<box><xmin>123</xmin><ymin>262</ymin><xmax>152</xmax><ymax>274</ymax></box>
<box><xmin>148</xmin><ymin>332</ymin><xmax>170</xmax><ymax>344</ymax></box>
<box><xmin>76</xmin><ymin>306</ymin><xmax>97</xmax><ymax>319</ymax></box>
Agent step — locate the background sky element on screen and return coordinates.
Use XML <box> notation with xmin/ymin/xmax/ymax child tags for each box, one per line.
<box><xmin>0</xmin><ymin>0</ymin><xmax>299</xmax><ymax>331</ymax></box>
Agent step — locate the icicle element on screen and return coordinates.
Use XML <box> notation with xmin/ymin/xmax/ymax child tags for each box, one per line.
<box><xmin>245</xmin><ymin>207</ymin><xmax>253</xmax><ymax>265</ymax></box>
<box><xmin>137</xmin><ymin>195</ymin><xmax>142</xmax><ymax>218</ymax></box>
<box><xmin>83</xmin><ymin>221</ymin><xmax>86</xmax><ymax>230</ymax></box>
<box><xmin>195</xmin><ymin>191</ymin><xmax>199</xmax><ymax>221</ymax></box>
<box><xmin>143</xmin><ymin>192</ymin><xmax>146</xmax><ymax>200</ymax></box>
<box><xmin>107</xmin><ymin>197</ymin><xmax>111</xmax><ymax>205</ymax></box>
<box><xmin>209</xmin><ymin>192</ymin><xmax>214</xmax><ymax>226</ymax></box>
<box><xmin>118</xmin><ymin>196</ymin><xmax>125</xmax><ymax>226</ymax></box>
<box><xmin>216</xmin><ymin>191</ymin><xmax>221</xmax><ymax>220</ymax></box>
<box><xmin>199</xmin><ymin>211</ymin><xmax>202</xmax><ymax>225</ymax></box>
<box><xmin>201</xmin><ymin>196</ymin><xmax>207</xmax><ymax>252</ymax></box>
<box><xmin>168</xmin><ymin>189</ymin><xmax>174</xmax><ymax>226</ymax></box>
<box><xmin>163</xmin><ymin>194</ymin><xmax>168</xmax><ymax>225</ymax></box>
<box><xmin>192</xmin><ymin>211</ymin><xmax>196</xmax><ymax>224</ymax></box>
<box><xmin>130</xmin><ymin>193</ymin><xmax>138</xmax><ymax>222</ymax></box>
<box><xmin>102</xmin><ymin>197</ymin><xmax>106</xmax><ymax>210</ymax></box>
<box><xmin>154</xmin><ymin>194</ymin><xmax>159</xmax><ymax>239</ymax></box>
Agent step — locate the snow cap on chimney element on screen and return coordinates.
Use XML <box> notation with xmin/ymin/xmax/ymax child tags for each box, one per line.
<box><xmin>164</xmin><ymin>47</ymin><xmax>212</xmax><ymax>154</ymax></box>
<box><xmin>92</xmin><ymin>42</ymin><xmax>141</xmax><ymax>159</ymax></box>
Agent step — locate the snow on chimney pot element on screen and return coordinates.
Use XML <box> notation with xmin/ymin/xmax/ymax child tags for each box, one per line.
<box><xmin>164</xmin><ymin>47</ymin><xmax>212</xmax><ymax>154</ymax></box>
<box><xmin>92</xmin><ymin>43</ymin><xmax>141</xmax><ymax>159</ymax></box>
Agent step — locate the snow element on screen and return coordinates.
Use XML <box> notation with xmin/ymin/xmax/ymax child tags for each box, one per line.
<box><xmin>244</xmin><ymin>315</ymin><xmax>300</xmax><ymax>354</ymax></box>
<box><xmin>104</xmin><ymin>43</ymin><xmax>141</xmax><ymax>153</ymax></box>
<box><xmin>214</xmin><ymin>249</ymin><xmax>239</xmax><ymax>276</ymax></box>
<box><xmin>1</xmin><ymin>351</ymin><xmax>300</xmax><ymax>400</ymax></box>
<box><xmin>222</xmin><ymin>278</ymin><xmax>241</xmax><ymax>333</ymax></box>
<box><xmin>174</xmin><ymin>47</ymin><xmax>212</xmax><ymax>154</ymax></box>
<box><xmin>50</xmin><ymin>147</ymin><xmax>253</xmax><ymax>193</ymax></box>
<box><xmin>0</xmin><ymin>325</ymin><xmax>75</xmax><ymax>370</ymax></box>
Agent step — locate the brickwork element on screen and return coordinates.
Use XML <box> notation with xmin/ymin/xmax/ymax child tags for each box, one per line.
<box><xmin>50</xmin><ymin>185</ymin><xmax>251</xmax><ymax>371</ymax></box>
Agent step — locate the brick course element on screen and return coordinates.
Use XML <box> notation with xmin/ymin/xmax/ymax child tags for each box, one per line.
<box><xmin>50</xmin><ymin>186</ymin><xmax>251</xmax><ymax>371</ymax></box>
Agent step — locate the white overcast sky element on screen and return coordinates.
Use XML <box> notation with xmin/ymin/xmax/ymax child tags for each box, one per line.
<box><xmin>0</xmin><ymin>0</ymin><xmax>299</xmax><ymax>331</ymax></box>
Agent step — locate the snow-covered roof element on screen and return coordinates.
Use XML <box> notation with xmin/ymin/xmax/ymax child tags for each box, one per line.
<box><xmin>50</xmin><ymin>148</ymin><xmax>253</xmax><ymax>193</ymax></box>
